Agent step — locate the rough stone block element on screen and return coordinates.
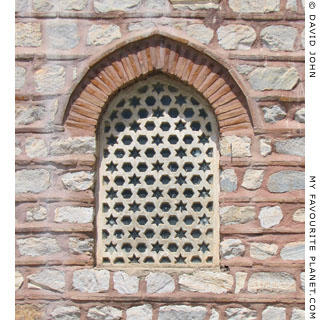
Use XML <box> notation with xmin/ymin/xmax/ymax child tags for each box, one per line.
<box><xmin>301</xmin><ymin>29</ymin><xmax>305</xmax><ymax>49</ymax></box>
<box><xmin>69</xmin><ymin>237</ymin><xmax>93</xmax><ymax>255</ymax></box>
<box><xmin>220</xmin><ymin>169</ymin><xmax>237</xmax><ymax>192</ymax></box>
<box><xmin>15</xmin><ymin>271</ymin><xmax>24</xmax><ymax>291</ymax></box>
<box><xmin>229</xmin><ymin>0</ymin><xmax>280</xmax><ymax>13</ymax></box>
<box><xmin>220</xmin><ymin>136</ymin><xmax>251</xmax><ymax>157</ymax></box>
<box><xmin>61</xmin><ymin>171</ymin><xmax>94</xmax><ymax>191</ymax></box>
<box><xmin>173</xmin><ymin>3</ymin><xmax>219</xmax><ymax>10</ymax></box>
<box><xmin>185</xmin><ymin>24</ymin><xmax>214</xmax><ymax>45</ymax></box>
<box><xmin>259</xmin><ymin>206</ymin><xmax>283</xmax><ymax>228</ymax></box>
<box><xmin>54</xmin><ymin>206</ymin><xmax>94</xmax><ymax>223</ymax></box>
<box><xmin>293</xmin><ymin>208</ymin><xmax>305</xmax><ymax>222</ymax></box>
<box><xmin>262</xmin><ymin>306</ymin><xmax>286</xmax><ymax>320</ymax></box>
<box><xmin>15</xmin><ymin>105</ymin><xmax>45</xmax><ymax>126</ymax></box>
<box><xmin>17</xmin><ymin>237</ymin><xmax>60</xmax><ymax>256</ymax></box>
<box><xmin>25</xmin><ymin>138</ymin><xmax>48</xmax><ymax>158</ymax></box>
<box><xmin>34</xmin><ymin>65</ymin><xmax>65</xmax><ymax>93</ymax></box>
<box><xmin>280</xmin><ymin>241</ymin><xmax>305</xmax><ymax>260</ymax></box>
<box><xmin>126</xmin><ymin>305</ymin><xmax>153</xmax><ymax>320</ymax></box>
<box><xmin>49</xmin><ymin>137</ymin><xmax>96</xmax><ymax>155</ymax></box>
<box><xmin>159</xmin><ymin>305</ymin><xmax>207</xmax><ymax>320</ymax></box>
<box><xmin>59</xmin><ymin>0</ymin><xmax>88</xmax><ymax>10</ymax></box>
<box><xmin>87</xmin><ymin>25</ymin><xmax>121</xmax><ymax>46</ymax></box>
<box><xmin>16</xmin><ymin>304</ymin><xmax>45</xmax><ymax>320</ymax></box>
<box><xmin>249</xmin><ymin>67</ymin><xmax>300</xmax><ymax>91</ymax></box>
<box><xmin>300</xmin><ymin>272</ymin><xmax>305</xmax><ymax>291</ymax></box>
<box><xmin>28</xmin><ymin>269</ymin><xmax>65</xmax><ymax>292</ymax></box>
<box><xmin>241</xmin><ymin>169</ymin><xmax>264</xmax><ymax>190</ymax></box>
<box><xmin>210</xmin><ymin>308</ymin><xmax>220</xmax><ymax>320</ymax></box>
<box><xmin>217</xmin><ymin>25</ymin><xmax>256</xmax><ymax>50</ymax></box>
<box><xmin>87</xmin><ymin>306</ymin><xmax>122</xmax><ymax>320</ymax></box>
<box><xmin>16</xmin><ymin>22</ymin><xmax>42</xmax><ymax>47</ymax></box>
<box><xmin>73</xmin><ymin>269</ymin><xmax>110</xmax><ymax>293</ymax></box>
<box><xmin>260</xmin><ymin>138</ymin><xmax>272</xmax><ymax>156</ymax></box>
<box><xmin>295</xmin><ymin>108</ymin><xmax>305</xmax><ymax>123</ymax></box>
<box><xmin>267</xmin><ymin>171</ymin><xmax>305</xmax><ymax>193</ymax></box>
<box><xmin>16</xmin><ymin>0</ymin><xmax>29</xmax><ymax>12</ymax></box>
<box><xmin>250</xmin><ymin>242</ymin><xmax>278</xmax><ymax>260</ymax></box>
<box><xmin>144</xmin><ymin>0</ymin><xmax>169</xmax><ymax>9</ymax></box>
<box><xmin>94</xmin><ymin>0</ymin><xmax>141</xmax><ymax>12</ymax></box>
<box><xmin>291</xmin><ymin>308</ymin><xmax>305</xmax><ymax>320</ymax></box>
<box><xmin>47</xmin><ymin>22</ymin><xmax>79</xmax><ymax>50</ymax></box>
<box><xmin>220</xmin><ymin>239</ymin><xmax>245</xmax><ymax>259</ymax></box>
<box><xmin>248</xmin><ymin>272</ymin><xmax>296</xmax><ymax>293</ymax></box>
<box><xmin>275</xmin><ymin>137</ymin><xmax>305</xmax><ymax>157</ymax></box>
<box><xmin>146</xmin><ymin>272</ymin><xmax>175</xmax><ymax>293</ymax></box>
<box><xmin>113</xmin><ymin>271</ymin><xmax>139</xmax><ymax>294</ymax></box>
<box><xmin>16</xmin><ymin>169</ymin><xmax>50</xmax><ymax>194</ymax></box>
<box><xmin>179</xmin><ymin>271</ymin><xmax>233</xmax><ymax>293</ymax></box>
<box><xmin>286</xmin><ymin>0</ymin><xmax>297</xmax><ymax>11</ymax></box>
<box><xmin>128</xmin><ymin>21</ymin><xmax>156</xmax><ymax>32</ymax></box>
<box><xmin>235</xmin><ymin>272</ymin><xmax>247</xmax><ymax>293</ymax></box>
<box><xmin>16</xmin><ymin>66</ymin><xmax>26</xmax><ymax>90</ymax></box>
<box><xmin>261</xmin><ymin>25</ymin><xmax>297</xmax><ymax>51</ymax></box>
<box><xmin>33</xmin><ymin>0</ymin><xmax>54</xmax><ymax>11</ymax></box>
<box><xmin>26</xmin><ymin>206</ymin><xmax>47</xmax><ymax>222</ymax></box>
<box><xmin>220</xmin><ymin>205</ymin><xmax>256</xmax><ymax>225</ymax></box>
<box><xmin>16</xmin><ymin>140</ymin><xmax>22</xmax><ymax>156</ymax></box>
<box><xmin>51</xmin><ymin>306</ymin><xmax>81</xmax><ymax>320</ymax></box>
<box><xmin>225</xmin><ymin>307</ymin><xmax>257</xmax><ymax>320</ymax></box>
<box><xmin>236</xmin><ymin>64</ymin><xmax>254</xmax><ymax>75</ymax></box>
<box><xmin>262</xmin><ymin>105</ymin><xmax>287</xmax><ymax>123</ymax></box>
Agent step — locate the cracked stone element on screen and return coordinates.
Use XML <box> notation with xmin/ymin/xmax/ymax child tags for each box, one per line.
<box><xmin>146</xmin><ymin>272</ymin><xmax>175</xmax><ymax>293</ymax></box>
<box><xmin>87</xmin><ymin>306</ymin><xmax>122</xmax><ymax>320</ymax></box>
<box><xmin>26</xmin><ymin>206</ymin><xmax>47</xmax><ymax>222</ymax></box>
<box><xmin>220</xmin><ymin>205</ymin><xmax>256</xmax><ymax>225</ymax></box>
<box><xmin>259</xmin><ymin>206</ymin><xmax>283</xmax><ymax>228</ymax></box>
<box><xmin>28</xmin><ymin>269</ymin><xmax>65</xmax><ymax>292</ymax></box>
<box><xmin>87</xmin><ymin>25</ymin><xmax>121</xmax><ymax>46</ymax></box>
<box><xmin>61</xmin><ymin>171</ymin><xmax>94</xmax><ymax>191</ymax></box>
<box><xmin>261</xmin><ymin>25</ymin><xmax>297</xmax><ymax>51</ymax></box>
<box><xmin>113</xmin><ymin>271</ymin><xmax>139</xmax><ymax>294</ymax></box>
<box><xmin>241</xmin><ymin>169</ymin><xmax>264</xmax><ymax>190</ymax></box>
<box><xmin>220</xmin><ymin>239</ymin><xmax>245</xmax><ymax>259</ymax></box>
<box><xmin>262</xmin><ymin>105</ymin><xmax>287</xmax><ymax>123</ymax></box>
<box><xmin>250</xmin><ymin>242</ymin><xmax>278</xmax><ymax>260</ymax></box>
<box><xmin>73</xmin><ymin>269</ymin><xmax>110</xmax><ymax>293</ymax></box>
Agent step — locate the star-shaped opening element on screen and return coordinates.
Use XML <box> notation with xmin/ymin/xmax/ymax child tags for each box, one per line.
<box><xmin>129</xmin><ymin>96</ymin><xmax>141</xmax><ymax>108</ymax></box>
<box><xmin>105</xmin><ymin>242</ymin><xmax>117</xmax><ymax>253</ymax></box>
<box><xmin>198</xmin><ymin>133</ymin><xmax>209</xmax><ymax>145</ymax></box>
<box><xmin>129</xmin><ymin>120</ymin><xmax>141</xmax><ymax>132</ymax></box>
<box><xmin>175</xmin><ymin>254</ymin><xmax>186</xmax><ymax>264</ymax></box>
<box><xmin>153</xmin><ymin>107</ymin><xmax>164</xmax><ymax>118</ymax></box>
<box><xmin>152</xmin><ymin>214</ymin><xmax>164</xmax><ymax>226</ymax></box>
<box><xmin>199</xmin><ymin>160</ymin><xmax>210</xmax><ymax>172</ymax></box>
<box><xmin>129</xmin><ymin>201</ymin><xmax>140</xmax><ymax>213</ymax></box>
<box><xmin>175</xmin><ymin>94</ymin><xmax>187</xmax><ymax>106</ymax></box>
<box><xmin>129</xmin><ymin>147</ymin><xmax>141</xmax><ymax>159</ymax></box>
<box><xmin>129</xmin><ymin>174</ymin><xmax>140</xmax><ymax>186</ymax></box>
<box><xmin>152</xmin><ymin>187</ymin><xmax>163</xmax><ymax>199</ymax></box>
<box><xmin>199</xmin><ymin>187</ymin><xmax>210</xmax><ymax>198</ymax></box>
<box><xmin>107</xmin><ymin>135</ymin><xmax>117</xmax><ymax>146</ymax></box>
<box><xmin>199</xmin><ymin>241</ymin><xmax>210</xmax><ymax>253</ymax></box>
<box><xmin>129</xmin><ymin>228</ymin><xmax>140</xmax><ymax>240</ymax></box>
<box><xmin>152</xmin><ymin>241</ymin><xmax>164</xmax><ymax>253</ymax></box>
<box><xmin>175</xmin><ymin>227</ymin><xmax>187</xmax><ymax>239</ymax></box>
<box><xmin>152</xmin><ymin>82</ymin><xmax>165</xmax><ymax>94</ymax></box>
<box><xmin>199</xmin><ymin>214</ymin><xmax>210</xmax><ymax>225</ymax></box>
<box><xmin>106</xmin><ymin>161</ymin><xmax>118</xmax><ymax>173</ymax></box>
<box><xmin>199</xmin><ymin>108</ymin><xmax>208</xmax><ymax>119</ymax></box>
<box><xmin>152</xmin><ymin>160</ymin><xmax>163</xmax><ymax>172</ymax></box>
<box><xmin>106</xmin><ymin>188</ymin><xmax>117</xmax><ymax>200</ymax></box>
<box><xmin>175</xmin><ymin>174</ymin><xmax>186</xmax><ymax>186</ymax></box>
<box><xmin>152</xmin><ymin>134</ymin><xmax>163</xmax><ymax>146</ymax></box>
<box><xmin>176</xmin><ymin>147</ymin><xmax>187</xmax><ymax>159</ymax></box>
<box><xmin>175</xmin><ymin>120</ymin><xmax>186</xmax><ymax>131</ymax></box>
<box><xmin>129</xmin><ymin>254</ymin><xmax>140</xmax><ymax>263</ymax></box>
<box><xmin>106</xmin><ymin>214</ymin><xmax>117</xmax><ymax>226</ymax></box>
<box><xmin>175</xmin><ymin>200</ymin><xmax>187</xmax><ymax>212</ymax></box>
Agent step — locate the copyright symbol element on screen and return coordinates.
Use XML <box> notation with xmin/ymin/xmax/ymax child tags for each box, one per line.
<box><xmin>309</xmin><ymin>1</ymin><xmax>316</xmax><ymax>9</ymax></box>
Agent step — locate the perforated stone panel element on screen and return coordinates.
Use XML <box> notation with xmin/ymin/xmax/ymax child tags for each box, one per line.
<box><xmin>96</xmin><ymin>76</ymin><xmax>220</xmax><ymax>268</ymax></box>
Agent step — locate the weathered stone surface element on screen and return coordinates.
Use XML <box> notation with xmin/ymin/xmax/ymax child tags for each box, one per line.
<box><xmin>16</xmin><ymin>271</ymin><xmax>24</xmax><ymax>290</ymax></box>
<box><xmin>259</xmin><ymin>206</ymin><xmax>283</xmax><ymax>228</ymax></box>
<box><xmin>185</xmin><ymin>24</ymin><xmax>214</xmax><ymax>45</ymax></box>
<box><xmin>33</xmin><ymin>0</ymin><xmax>54</xmax><ymax>11</ymax></box>
<box><xmin>300</xmin><ymin>272</ymin><xmax>305</xmax><ymax>291</ymax></box>
<box><xmin>286</xmin><ymin>0</ymin><xmax>297</xmax><ymax>11</ymax></box>
<box><xmin>217</xmin><ymin>25</ymin><xmax>256</xmax><ymax>50</ymax></box>
<box><xmin>293</xmin><ymin>207</ymin><xmax>305</xmax><ymax>222</ymax></box>
<box><xmin>28</xmin><ymin>269</ymin><xmax>65</xmax><ymax>292</ymax></box>
<box><xmin>301</xmin><ymin>0</ymin><xmax>305</xmax><ymax>10</ymax></box>
<box><xmin>54</xmin><ymin>206</ymin><xmax>94</xmax><ymax>223</ymax></box>
<box><xmin>16</xmin><ymin>169</ymin><xmax>50</xmax><ymax>194</ymax></box>
<box><xmin>87</xmin><ymin>306</ymin><xmax>122</xmax><ymax>320</ymax></box>
<box><xmin>295</xmin><ymin>108</ymin><xmax>305</xmax><ymax>123</ymax></box>
<box><xmin>220</xmin><ymin>136</ymin><xmax>251</xmax><ymax>157</ymax></box>
<box><xmin>61</xmin><ymin>171</ymin><xmax>94</xmax><ymax>191</ymax></box>
<box><xmin>17</xmin><ymin>237</ymin><xmax>60</xmax><ymax>256</ymax></box>
<box><xmin>126</xmin><ymin>305</ymin><xmax>153</xmax><ymax>320</ymax></box>
<box><xmin>144</xmin><ymin>0</ymin><xmax>169</xmax><ymax>9</ymax></box>
<box><xmin>179</xmin><ymin>271</ymin><xmax>233</xmax><ymax>293</ymax></box>
<box><xmin>128</xmin><ymin>21</ymin><xmax>156</xmax><ymax>32</ymax></box>
<box><xmin>59</xmin><ymin>0</ymin><xmax>88</xmax><ymax>10</ymax></box>
<box><xmin>26</xmin><ymin>206</ymin><xmax>47</xmax><ymax>222</ymax></box>
<box><xmin>73</xmin><ymin>269</ymin><xmax>109</xmax><ymax>293</ymax></box>
<box><xmin>220</xmin><ymin>169</ymin><xmax>237</xmax><ymax>192</ymax></box>
<box><xmin>94</xmin><ymin>0</ymin><xmax>141</xmax><ymax>12</ymax></box>
<box><xmin>15</xmin><ymin>105</ymin><xmax>45</xmax><ymax>126</ymax></box>
<box><xmin>248</xmin><ymin>272</ymin><xmax>296</xmax><ymax>293</ymax></box>
<box><xmin>261</xmin><ymin>26</ymin><xmax>297</xmax><ymax>51</ymax></box>
<box><xmin>301</xmin><ymin>29</ymin><xmax>305</xmax><ymax>49</ymax></box>
<box><xmin>268</xmin><ymin>171</ymin><xmax>305</xmax><ymax>193</ymax></box>
<box><xmin>280</xmin><ymin>241</ymin><xmax>305</xmax><ymax>260</ymax></box>
<box><xmin>225</xmin><ymin>307</ymin><xmax>257</xmax><ymax>320</ymax></box>
<box><xmin>275</xmin><ymin>137</ymin><xmax>305</xmax><ymax>157</ymax></box>
<box><xmin>16</xmin><ymin>140</ymin><xmax>22</xmax><ymax>156</ymax></box>
<box><xmin>16</xmin><ymin>304</ymin><xmax>45</xmax><ymax>320</ymax></box>
<box><xmin>87</xmin><ymin>25</ymin><xmax>121</xmax><ymax>46</ymax></box>
<box><xmin>262</xmin><ymin>105</ymin><xmax>287</xmax><ymax>123</ymax></box>
<box><xmin>241</xmin><ymin>169</ymin><xmax>264</xmax><ymax>190</ymax></box>
<box><xmin>16</xmin><ymin>0</ymin><xmax>29</xmax><ymax>12</ymax></box>
<box><xmin>220</xmin><ymin>205</ymin><xmax>256</xmax><ymax>225</ymax></box>
<box><xmin>49</xmin><ymin>137</ymin><xmax>96</xmax><ymax>155</ymax></box>
<box><xmin>260</xmin><ymin>138</ymin><xmax>272</xmax><ymax>156</ymax></box>
<box><xmin>159</xmin><ymin>305</ymin><xmax>207</xmax><ymax>320</ymax></box>
<box><xmin>25</xmin><ymin>138</ymin><xmax>48</xmax><ymax>158</ymax></box>
<box><xmin>237</xmin><ymin>64</ymin><xmax>254</xmax><ymax>75</ymax></box>
<box><xmin>51</xmin><ymin>306</ymin><xmax>81</xmax><ymax>320</ymax></box>
<box><xmin>235</xmin><ymin>272</ymin><xmax>247</xmax><ymax>293</ymax></box>
<box><xmin>34</xmin><ymin>65</ymin><xmax>65</xmax><ymax>93</ymax></box>
<box><xmin>291</xmin><ymin>308</ymin><xmax>305</xmax><ymax>320</ymax></box>
<box><xmin>262</xmin><ymin>306</ymin><xmax>286</xmax><ymax>320</ymax></box>
<box><xmin>69</xmin><ymin>237</ymin><xmax>93</xmax><ymax>255</ymax></box>
<box><xmin>173</xmin><ymin>3</ymin><xmax>219</xmax><ymax>10</ymax></box>
<box><xmin>146</xmin><ymin>272</ymin><xmax>175</xmax><ymax>293</ymax></box>
<box><xmin>16</xmin><ymin>66</ymin><xmax>26</xmax><ymax>90</ymax></box>
<box><xmin>229</xmin><ymin>0</ymin><xmax>280</xmax><ymax>13</ymax></box>
<box><xmin>16</xmin><ymin>23</ymin><xmax>42</xmax><ymax>47</ymax></box>
<box><xmin>250</xmin><ymin>242</ymin><xmax>278</xmax><ymax>260</ymax></box>
<box><xmin>113</xmin><ymin>271</ymin><xmax>139</xmax><ymax>294</ymax></box>
<box><xmin>249</xmin><ymin>67</ymin><xmax>300</xmax><ymax>91</ymax></box>
<box><xmin>220</xmin><ymin>239</ymin><xmax>245</xmax><ymax>259</ymax></box>
<box><xmin>47</xmin><ymin>22</ymin><xmax>79</xmax><ymax>50</ymax></box>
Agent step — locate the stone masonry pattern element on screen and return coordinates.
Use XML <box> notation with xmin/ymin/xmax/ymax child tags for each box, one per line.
<box><xmin>16</xmin><ymin>0</ymin><xmax>305</xmax><ymax>319</ymax></box>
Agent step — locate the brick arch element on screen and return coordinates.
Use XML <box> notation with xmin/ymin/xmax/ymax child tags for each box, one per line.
<box><xmin>64</xmin><ymin>33</ymin><xmax>253</xmax><ymax>134</ymax></box>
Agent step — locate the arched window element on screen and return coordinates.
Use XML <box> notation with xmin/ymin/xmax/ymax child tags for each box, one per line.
<box><xmin>96</xmin><ymin>75</ymin><xmax>220</xmax><ymax>268</ymax></box>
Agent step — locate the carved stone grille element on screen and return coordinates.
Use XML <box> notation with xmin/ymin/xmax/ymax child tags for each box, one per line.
<box><xmin>97</xmin><ymin>76</ymin><xmax>220</xmax><ymax>268</ymax></box>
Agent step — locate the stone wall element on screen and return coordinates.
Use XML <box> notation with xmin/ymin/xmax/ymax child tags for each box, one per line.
<box><xmin>16</xmin><ymin>0</ymin><xmax>305</xmax><ymax>319</ymax></box>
